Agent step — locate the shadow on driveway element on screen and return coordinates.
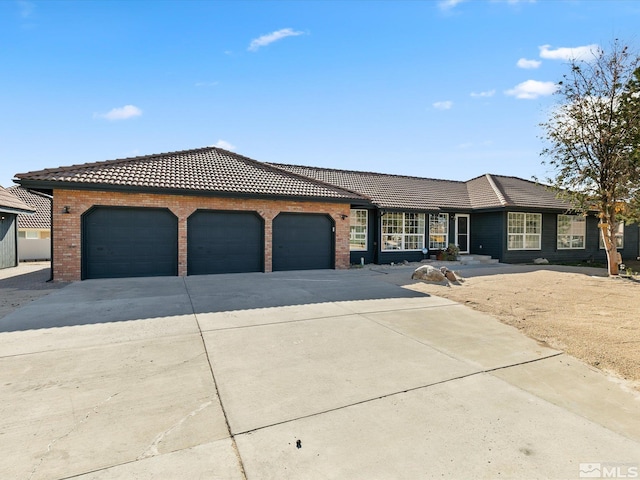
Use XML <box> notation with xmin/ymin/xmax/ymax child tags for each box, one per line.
<box><xmin>0</xmin><ymin>269</ymin><xmax>429</xmax><ymax>333</ymax></box>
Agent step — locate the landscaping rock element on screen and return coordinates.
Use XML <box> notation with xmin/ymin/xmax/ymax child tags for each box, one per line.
<box><xmin>411</xmin><ymin>265</ymin><xmax>446</xmax><ymax>283</ymax></box>
<box><xmin>533</xmin><ymin>257</ymin><xmax>549</xmax><ymax>265</ymax></box>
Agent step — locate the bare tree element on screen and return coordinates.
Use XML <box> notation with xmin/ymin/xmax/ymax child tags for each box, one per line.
<box><xmin>540</xmin><ymin>39</ymin><xmax>640</xmax><ymax>275</ymax></box>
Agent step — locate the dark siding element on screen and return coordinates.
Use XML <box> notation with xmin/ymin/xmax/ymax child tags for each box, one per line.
<box><xmin>272</xmin><ymin>213</ymin><xmax>335</xmax><ymax>271</ymax></box>
<box><xmin>0</xmin><ymin>214</ymin><xmax>17</xmax><ymax>269</ymax></box>
<box><xmin>82</xmin><ymin>207</ymin><xmax>178</xmax><ymax>279</ymax></box>
<box><xmin>469</xmin><ymin>211</ymin><xmax>504</xmax><ymax>260</ymax></box>
<box><xmin>187</xmin><ymin>210</ymin><xmax>264</xmax><ymax>275</ymax></box>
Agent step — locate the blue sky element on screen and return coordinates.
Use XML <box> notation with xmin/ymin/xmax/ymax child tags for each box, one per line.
<box><xmin>2</xmin><ymin>0</ymin><xmax>639</xmax><ymax>187</ymax></box>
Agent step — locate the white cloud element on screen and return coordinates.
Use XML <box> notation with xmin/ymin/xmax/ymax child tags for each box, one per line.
<box><xmin>517</xmin><ymin>58</ymin><xmax>541</xmax><ymax>69</ymax></box>
<box><xmin>505</xmin><ymin>80</ymin><xmax>557</xmax><ymax>99</ymax></box>
<box><xmin>248</xmin><ymin>28</ymin><xmax>305</xmax><ymax>52</ymax></box>
<box><xmin>94</xmin><ymin>105</ymin><xmax>142</xmax><ymax>121</ymax></box>
<box><xmin>438</xmin><ymin>0</ymin><xmax>466</xmax><ymax>9</ymax></box>
<box><xmin>213</xmin><ymin>140</ymin><xmax>236</xmax><ymax>151</ymax></box>
<box><xmin>17</xmin><ymin>0</ymin><xmax>35</xmax><ymax>18</ymax></box>
<box><xmin>539</xmin><ymin>44</ymin><xmax>600</xmax><ymax>61</ymax></box>
<box><xmin>470</xmin><ymin>90</ymin><xmax>496</xmax><ymax>98</ymax></box>
<box><xmin>195</xmin><ymin>81</ymin><xmax>219</xmax><ymax>87</ymax></box>
<box><xmin>433</xmin><ymin>101</ymin><xmax>453</xmax><ymax>110</ymax></box>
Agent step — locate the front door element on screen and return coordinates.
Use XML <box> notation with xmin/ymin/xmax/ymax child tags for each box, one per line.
<box><xmin>456</xmin><ymin>214</ymin><xmax>470</xmax><ymax>254</ymax></box>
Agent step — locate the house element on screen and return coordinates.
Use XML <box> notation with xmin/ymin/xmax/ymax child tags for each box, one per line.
<box><xmin>0</xmin><ymin>186</ymin><xmax>36</xmax><ymax>270</ymax></box>
<box><xmin>14</xmin><ymin>147</ymin><xmax>365</xmax><ymax>281</ymax></box>
<box><xmin>7</xmin><ymin>186</ymin><xmax>52</xmax><ymax>261</ymax></box>
<box><xmin>272</xmin><ymin>164</ymin><xmax>639</xmax><ymax>267</ymax></box>
<box><xmin>14</xmin><ymin>146</ymin><xmax>639</xmax><ymax>281</ymax></box>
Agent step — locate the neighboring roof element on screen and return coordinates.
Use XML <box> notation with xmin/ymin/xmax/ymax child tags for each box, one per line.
<box><xmin>269</xmin><ymin>164</ymin><xmax>471</xmax><ymax>211</ymax></box>
<box><xmin>6</xmin><ymin>186</ymin><xmax>51</xmax><ymax>229</ymax></box>
<box><xmin>14</xmin><ymin>147</ymin><xmax>366</xmax><ymax>203</ymax></box>
<box><xmin>0</xmin><ymin>186</ymin><xmax>36</xmax><ymax>215</ymax></box>
<box><xmin>271</xmin><ymin>164</ymin><xmax>572</xmax><ymax>212</ymax></box>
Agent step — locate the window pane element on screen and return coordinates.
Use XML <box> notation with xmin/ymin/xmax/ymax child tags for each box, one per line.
<box><xmin>350</xmin><ymin>209</ymin><xmax>368</xmax><ymax>251</ymax></box>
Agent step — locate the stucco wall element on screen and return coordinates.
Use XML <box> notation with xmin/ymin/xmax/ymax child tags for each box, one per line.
<box><xmin>52</xmin><ymin>189</ymin><xmax>351</xmax><ymax>282</ymax></box>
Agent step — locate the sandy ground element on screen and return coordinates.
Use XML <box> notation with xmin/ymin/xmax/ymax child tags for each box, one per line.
<box><xmin>405</xmin><ymin>263</ymin><xmax>640</xmax><ymax>391</ymax></box>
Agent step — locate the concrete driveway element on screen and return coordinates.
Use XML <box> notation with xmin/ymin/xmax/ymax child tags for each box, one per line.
<box><xmin>0</xmin><ymin>267</ymin><xmax>638</xmax><ymax>479</ymax></box>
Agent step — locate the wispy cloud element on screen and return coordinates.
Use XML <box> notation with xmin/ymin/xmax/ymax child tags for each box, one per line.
<box><xmin>517</xmin><ymin>58</ymin><xmax>541</xmax><ymax>69</ymax></box>
<box><xmin>17</xmin><ymin>0</ymin><xmax>35</xmax><ymax>18</ymax></box>
<box><xmin>248</xmin><ymin>28</ymin><xmax>305</xmax><ymax>52</ymax></box>
<box><xmin>212</xmin><ymin>140</ymin><xmax>236</xmax><ymax>151</ymax></box>
<box><xmin>505</xmin><ymin>80</ymin><xmax>557</xmax><ymax>99</ymax></box>
<box><xmin>470</xmin><ymin>90</ymin><xmax>496</xmax><ymax>98</ymax></box>
<box><xmin>438</xmin><ymin>0</ymin><xmax>466</xmax><ymax>10</ymax></box>
<box><xmin>433</xmin><ymin>101</ymin><xmax>453</xmax><ymax>110</ymax></box>
<box><xmin>94</xmin><ymin>105</ymin><xmax>142</xmax><ymax>121</ymax></box>
<box><xmin>195</xmin><ymin>81</ymin><xmax>219</xmax><ymax>87</ymax></box>
<box><xmin>539</xmin><ymin>44</ymin><xmax>600</xmax><ymax>61</ymax></box>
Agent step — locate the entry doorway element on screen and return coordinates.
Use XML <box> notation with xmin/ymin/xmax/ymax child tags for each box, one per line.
<box><xmin>455</xmin><ymin>214</ymin><xmax>470</xmax><ymax>254</ymax></box>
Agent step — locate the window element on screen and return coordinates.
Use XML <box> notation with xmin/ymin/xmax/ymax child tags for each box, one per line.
<box><xmin>557</xmin><ymin>215</ymin><xmax>585</xmax><ymax>249</ymax></box>
<box><xmin>25</xmin><ymin>231</ymin><xmax>39</xmax><ymax>240</ymax></box>
<box><xmin>508</xmin><ymin>212</ymin><xmax>541</xmax><ymax>250</ymax></box>
<box><xmin>381</xmin><ymin>212</ymin><xmax>425</xmax><ymax>251</ymax></box>
<box><xmin>429</xmin><ymin>213</ymin><xmax>449</xmax><ymax>250</ymax></box>
<box><xmin>349</xmin><ymin>209</ymin><xmax>368</xmax><ymax>251</ymax></box>
<box><xmin>599</xmin><ymin>222</ymin><xmax>624</xmax><ymax>249</ymax></box>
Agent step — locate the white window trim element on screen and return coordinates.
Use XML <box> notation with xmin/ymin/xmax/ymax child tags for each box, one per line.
<box><xmin>428</xmin><ymin>213</ymin><xmax>449</xmax><ymax>250</ymax></box>
<box><xmin>381</xmin><ymin>212</ymin><xmax>426</xmax><ymax>252</ymax></box>
<box><xmin>24</xmin><ymin>230</ymin><xmax>39</xmax><ymax>240</ymax></box>
<box><xmin>508</xmin><ymin>212</ymin><xmax>542</xmax><ymax>251</ymax></box>
<box><xmin>557</xmin><ymin>215</ymin><xmax>586</xmax><ymax>250</ymax></box>
<box><xmin>349</xmin><ymin>209</ymin><xmax>368</xmax><ymax>252</ymax></box>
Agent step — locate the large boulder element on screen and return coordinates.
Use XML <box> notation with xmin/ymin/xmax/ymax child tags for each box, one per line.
<box><xmin>411</xmin><ymin>265</ymin><xmax>446</xmax><ymax>283</ymax></box>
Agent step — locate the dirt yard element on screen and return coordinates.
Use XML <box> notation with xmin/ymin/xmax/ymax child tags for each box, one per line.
<box><xmin>405</xmin><ymin>265</ymin><xmax>640</xmax><ymax>391</ymax></box>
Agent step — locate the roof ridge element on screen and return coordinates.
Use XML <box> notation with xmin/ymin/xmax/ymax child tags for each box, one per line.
<box><xmin>485</xmin><ymin>174</ymin><xmax>510</xmax><ymax>206</ymax></box>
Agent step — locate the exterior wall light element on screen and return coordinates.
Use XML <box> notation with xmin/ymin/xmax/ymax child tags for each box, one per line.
<box><xmin>63</xmin><ymin>206</ymin><xmax>71</xmax><ymax>214</ymax></box>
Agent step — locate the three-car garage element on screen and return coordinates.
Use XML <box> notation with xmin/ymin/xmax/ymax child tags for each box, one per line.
<box><xmin>81</xmin><ymin>207</ymin><xmax>336</xmax><ymax>280</ymax></box>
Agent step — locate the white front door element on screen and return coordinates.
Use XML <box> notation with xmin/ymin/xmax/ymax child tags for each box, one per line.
<box><xmin>455</xmin><ymin>214</ymin><xmax>470</xmax><ymax>254</ymax></box>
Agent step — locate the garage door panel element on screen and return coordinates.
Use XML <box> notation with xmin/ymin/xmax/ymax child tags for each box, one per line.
<box><xmin>83</xmin><ymin>207</ymin><xmax>178</xmax><ymax>279</ymax></box>
<box><xmin>272</xmin><ymin>214</ymin><xmax>334</xmax><ymax>271</ymax></box>
<box><xmin>188</xmin><ymin>211</ymin><xmax>263</xmax><ymax>275</ymax></box>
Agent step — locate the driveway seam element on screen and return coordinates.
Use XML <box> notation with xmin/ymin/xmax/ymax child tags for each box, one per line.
<box><xmin>182</xmin><ymin>278</ymin><xmax>248</xmax><ymax>480</ymax></box>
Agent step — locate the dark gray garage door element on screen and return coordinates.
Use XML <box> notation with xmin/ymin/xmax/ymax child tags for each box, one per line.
<box><xmin>272</xmin><ymin>213</ymin><xmax>334</xmax><ymax>271</ymax></box>
<box><xmin>82</xmin><ymin>207</ymin><xmax>178</xmax><ymax>279</ymax></box>
<box><xmin>187</xmin><ymin>210</ymin><xmax>263</xmax><ymax>275</ymax></box>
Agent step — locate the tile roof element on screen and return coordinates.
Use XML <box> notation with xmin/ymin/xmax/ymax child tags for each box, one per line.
<box><xmin>6</xmin><ymin>186</ymin><xmax>51</xmax><ymax>229</ymax></box>
<box><xmin>14</xmin><ymin>147</ymin><xmax>365</xmax><ymax>202</ymax></box>
<box><xmin>270</xmin><ymin>165</ymin><xmax>572</xmax><ymax>212</ymax></box>
<box><xmin>269</xmin><ymin>164</ymin><xmax>471</xmax><ymax>211</ymax></box>
<box><xmin>466</xmin><ymin>174</ymin><xmax>572</xmax><ymax>210</ymax></box>
<box><xmin>0</xmin><ymin>186</ymin><xmax>36</xmax><ymax>215</ymax></box>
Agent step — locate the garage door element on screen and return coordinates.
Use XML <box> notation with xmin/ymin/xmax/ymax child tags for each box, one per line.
<box><xmin>272</xmin><ymin>213</ymin><xmax>334</xmax><ymax>271</ymax></box>
<box><xmin>82</xmin><ymin>207</ymin><xmax>178</xmax><ymax>279</ymax></box>
<box><xmin>187</xmin><ymin>210</ymin><xmax>263</xmax><ymax>275</ymax></box>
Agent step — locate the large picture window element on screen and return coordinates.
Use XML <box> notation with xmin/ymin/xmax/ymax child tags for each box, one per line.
<box><xmin>429</xmin><ymin>213</ymin><xmax>449</xmax><ymax>250</ymax></box>
<box><xmin>557</xmin><ymin>215</ymin><xmax>585</xmax><ymax>249</ymax></box>
<box><xmin>508</xmin><ymin>212</ymin><xmax>541</xmax><ymax>250</ymax></box>
<box><xmin>349</xmin><ymin>209</ymin><xmax>368</xmax><ymax>251</ymax></box>
<box><xmin>381</xmin><ymin>212</ymin><xmax>425</xmax><ymax>251</ymax></box>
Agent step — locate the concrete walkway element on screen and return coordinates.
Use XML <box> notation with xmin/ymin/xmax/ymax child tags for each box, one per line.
<box><xmin>0</xmin><ymin>268</ymin><xmax>638</xmax><ymax>479</ymax></box>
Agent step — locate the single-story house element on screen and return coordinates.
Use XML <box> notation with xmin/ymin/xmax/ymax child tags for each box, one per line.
<box><xmin>7</xmin><ymin>186</ymin><xmax>52</xmax><ymax>261</ymax></box>
<box><xmin>0</xmin><ymin>186</ymin><xmax>36</xmax><ymax>270</ymax></box>
<box><xmin>14</xmin><ymin>146</ymin><xmax>639</xmax><ymax>281</ymax></box>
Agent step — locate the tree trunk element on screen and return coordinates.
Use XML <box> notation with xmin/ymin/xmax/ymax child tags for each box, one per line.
<box><xmin>600</xmin><ymin>223</ymin><xmax>620</xmax><ymax>276</ymax></box>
